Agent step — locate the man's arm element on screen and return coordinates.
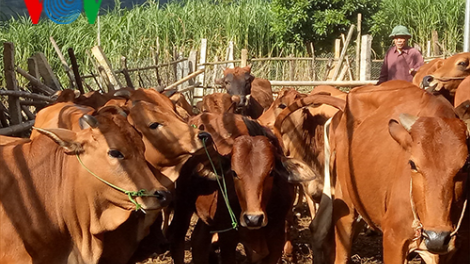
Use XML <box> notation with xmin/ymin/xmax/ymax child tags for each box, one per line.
<box><xmin>408</xmin><ymin>49</ymin><xmax>425</xmax><ymax>76</ymax></box>
<box><xmin>378</xmin><ymin>52</ymin><xmax>389</xmax><ymax>84</ymax></box>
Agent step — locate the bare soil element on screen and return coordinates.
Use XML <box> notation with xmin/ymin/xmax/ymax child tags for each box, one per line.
<box><xmin>138</xmin><ymin>204</ymin><xmax>422</xmax><ymax>264</ymax></box>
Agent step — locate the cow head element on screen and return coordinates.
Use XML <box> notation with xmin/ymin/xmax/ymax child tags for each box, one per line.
<box><xmin>126</xmin><ymin>89</ymin><xmax>211</xmax><ymax>170</ymax></box>
<box><xmin>422</xmin><ymin>52</ymin><xmax>470</xmax><ymax>101</ymax></box>
<box><xmin>35</xmin><ymin>109</ymin><xmax>171</xmax><ymax>229</ymax></box>
<box><xmin>388</xmin><ymin>113</ymin><xmax>468</xmax><ymax>255</ymax></box>
<box><xmin>218</xmin><ymin>66</ymin><xmax>255</xmax><ymax>108</ymax></box>
<box><xmin>258</xmin><ymin>88</ymin><xmax>307</xmax><ymax>130</ymax></box>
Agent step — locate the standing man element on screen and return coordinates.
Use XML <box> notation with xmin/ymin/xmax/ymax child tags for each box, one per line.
<box><xmin>377</xmin><ymin>25</ymin><xmax>424</xmax><ymax>84</ymax></box>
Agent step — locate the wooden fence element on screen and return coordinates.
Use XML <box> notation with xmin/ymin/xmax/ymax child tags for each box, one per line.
<box><xmin>0</xmin><ymin>32</ymin><xmax>448</xmax><ymax>136</ymax></box>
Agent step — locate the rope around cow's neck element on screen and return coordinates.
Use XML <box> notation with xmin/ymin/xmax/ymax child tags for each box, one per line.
<box><xmin>202</xmin><ymin>138</ymin><xmax>239</xmax><ymax>233</ymax></box>
<box><xmin>76</xmin><ymin>154</ymin><xmax>157</xmax><ymax>213</ymax></box>
<box><xmin>432</xmin><ymin>76</ymin><xmax>467</xmax><ymax>82</ymax></box>
<box><xmin>409</xmin><ymin>176</ymin><xmax>468</xmax><ymax>241</ymax></box>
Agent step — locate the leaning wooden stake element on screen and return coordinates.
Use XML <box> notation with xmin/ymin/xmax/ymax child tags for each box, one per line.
<box><xmin>16</xmin><ymin>67</ymin><xmax>56</xmax><ymax>95</ymax></box>
<box><xmin>163</xmin><ymin>69</ymin><xmax>205</xmax><ymax>91</ymax></box>
<box><xmin>331</xmin><ymin>25</ymin><xmax>356</xmax><ymax>81</ymax></box>
<box><xmin>50</xmin><ymin>36</ymin><xmax>75</xmax><ymax>88</ymax></box>
<box><xmin>68</xmin><ymin>48</ymin><xmax>85</xmax><ymax>94</ymax></box>
<box><xmin>91</xmin><ymin>46</ymin><xmax>122</xmax><ymax>92</ymax></box>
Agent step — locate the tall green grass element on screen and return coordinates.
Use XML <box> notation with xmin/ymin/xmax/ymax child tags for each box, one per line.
<box><xmin>371</xmin><ymin>0</ymin><xmax>465</xmax><ymax>55</ymax></box>
<box><xmin>0</xmin><ymin>0</ymin><xmax>275</xmax><ymax>87</ymax></box>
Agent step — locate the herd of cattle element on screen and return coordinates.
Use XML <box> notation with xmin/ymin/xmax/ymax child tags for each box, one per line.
<box><xmin>1</xmin><ymin>52</ymin><xmax>470</xmax><ymax>264</ymax></box>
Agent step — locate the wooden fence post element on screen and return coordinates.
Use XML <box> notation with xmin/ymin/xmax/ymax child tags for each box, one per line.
<box><xmin>194</xmin><ymin>39</ymin><xmax>207</xmax><ymax>105</ymax></box>
<box><xmin>226</xmin><ymin>41</ymin><xmax>234</xmax><ymax>68</ymax></box>
<box><xmin>34</xmin><ymin>52</ymin><xmax>62</xmax><ymax>90</ymax></box>
<box><xmin>310</xmin><ymin>43</ymin><xmax>316</xmax><ymax>81</ymax></box>
<box><xmin>3</xmin><ymin>42</ymin><xmax>21</xmax><ymax>126</ymax></box>
<box><xmin>241</xmin><ymin>49</ymin><xmax>248</xmax><ymax>67</ymax></box>
<box><xmin>27</xmin><ymin>57</ymin><xmax>40</xmax><ymax>93</ymax></box>
<box><xmin>289</xmin><ymin>54</ymin><xmax>295</xmax><ymax>81</ymax></box>
<box><xmin>355</xmin><ymin>13</ymin><xmax>362</xmax><ymax>80</ymax></box>
<box><xmin>120</xmin><ymin>56</ymin><xmax>134</xmax><ymax>89</ymax></box>
<box><xmin>360</xmin><ymin>34</ymin><xmax>373</xmax><ymax>81</ymax></box>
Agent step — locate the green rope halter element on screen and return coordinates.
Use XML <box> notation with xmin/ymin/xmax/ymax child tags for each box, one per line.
<box><xmin>76</xmin><ymin>154</ymin><xmax>157</xmax><ymax>212</ymax></box>
<box><xmin>202</xmin><ymin>138</ymin><xmax>238</xmax><ymax>232</ymax></box>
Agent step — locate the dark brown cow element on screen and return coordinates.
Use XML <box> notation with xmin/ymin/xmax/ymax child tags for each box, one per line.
<box><xmin>218</xmin><ymin>66</ymin><xmax>274</xmax><ymax>119</ymax></box>
<box><xmin>0</xmin><ymin>110</ymin><xmax>170</xmax><ymax>263</ymax></box>
<box><xmin>169</xmin><ymin>113</ymin><xmax>319</xmax><ymax>264</ymax></box>
<box><xmin>421</xmin><ymin>52</ymin><xmax>470</xmax><ymax>104</ymax></box>
<box><xmin>277</xmin><ymin>80</ymin><xmax>469</xmax><ymax>264</ymax></box>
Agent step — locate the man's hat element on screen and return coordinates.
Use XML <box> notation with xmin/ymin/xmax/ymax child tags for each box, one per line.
<box><xmin>389</xmin><ymin>25</ymin><xmax>412</xmax><ymax>38</ymax></box>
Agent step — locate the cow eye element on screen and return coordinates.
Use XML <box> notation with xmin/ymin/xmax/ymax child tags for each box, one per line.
<box><xmin>409</xmin><ymin>160</ymin><xmax>418</xmax><ymax>171</ymax></box>
<box><xmin>108</xmin><ymin>149</ymin><xmax>124</xmax><ymax>159</ymax></box>
<box><xmin>279</xmin><ymin>103</ymin><xmax>287</xmax><ymax>109</ymax></box>
<box><xmin>149</xmin><ymin>122</ymin><xmax>161</xmax><ymax>129</ymax></box>
<box><xmin>232</xmin><ymin>170</ymin><xmax>238</xmax><ymax>178</ymax></box>
<box><xmin>458</xmin><ymin>61</ymin><xmax>468</xmax><ymax>67</ymax></box>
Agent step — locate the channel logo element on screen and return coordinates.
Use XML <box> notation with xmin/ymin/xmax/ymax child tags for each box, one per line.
<box><xmin>23</xmin><ymin>0</ymin><xmax>102</xmax><ymax>24</ymax></box>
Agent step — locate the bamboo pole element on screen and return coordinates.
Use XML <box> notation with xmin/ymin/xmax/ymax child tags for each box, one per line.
<box><xmin>163</xmin><ymin>69</ymin><xmax>205</xmax><ymax>91</ymax></box>
<box><xmin>355</xmin><ymin>13</ymin><xmax>362</xmax><ymax>80</ymax></box>
<box><xmin>269</xmin><ymin>80</ymin><xmax>376</xmax><ymax>87</ymax></box>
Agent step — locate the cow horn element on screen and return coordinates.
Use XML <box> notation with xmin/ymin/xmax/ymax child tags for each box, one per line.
<box><xmin>79</xmin><ymin>115</ymin><xmax>99</xmax><ymax>129</ymax></box>
<box><xmin>399</xmin><ymin>113</ymin><xmax>419</xmax><ymax>132</ymax></box>
<box><xmin>113</xmin><ymin>89</ymin><xmax>131</xmax><ymax>99</ymax></box>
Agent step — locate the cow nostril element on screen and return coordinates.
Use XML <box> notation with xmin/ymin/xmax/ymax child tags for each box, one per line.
<box><xmin>421</xmin><ymin>75</ymin><xmax>434</xmax><ymax>88</ymax></box>
<box><xmin>153</xmin><ymin>190</ymin><xmax>172</xmax><ymax>206</ymax></box>
<box><xmin>198</xmin><ymin>131</ymin><xmax>212</xmax><ymax>144</ymax></box>
<box><xmin>243</xmin><ymin>214</ymin><xmax>264</xmax><ymax>228</ymax></box>
<box><xmin>423</xmin><ymin>230</ymin><xmax>452</xmax><ymax>254</ymax></box>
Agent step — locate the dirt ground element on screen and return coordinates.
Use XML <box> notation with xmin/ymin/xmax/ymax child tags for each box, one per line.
<box><xmin>138</xmin><ymin>204</ymin><xmax>422</xmax><ymax>264</ymax></box>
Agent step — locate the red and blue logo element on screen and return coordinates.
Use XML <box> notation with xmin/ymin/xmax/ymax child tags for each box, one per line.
<box><xmin>23</xmin><ymin>0</ymin><xmax>103</xmax><ymax>24</ymax></box>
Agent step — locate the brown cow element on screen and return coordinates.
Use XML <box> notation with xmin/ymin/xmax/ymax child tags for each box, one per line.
<box><xmin>218</xmin><ymin>65</ymin><xmax>274</xmax><ymax>119</ymax></box>
<box><xmin>0</xmin><ymin>135</ymin><xmax>30</xmax><ymax>145</ymax></box>
<box><xmin>277</xmin><ymin>80</ymin><xmax>469</xmax><ymax>263</ymax></box>
<box><xmin>0</xmin><ymin>109</ymin><xmax>170</xmax><ymax>264</ymax></box>
<box><xmin>200</xmin><ymin>92</ymin><xmax>237</xmax><ymax>114</ymax></box>
<box><xmin>454</xmin><ymin>75</ymin><xmax>470</xmax><ymax>108</ymax></box>
<box><xmin>169</xmin><ymin>113</ymin><xmax>319</xmax><ymax>264</ymax></box>
<box><xmin>421</xmin><ymin>52</ymin><xmax>470</xmax><ymax>104</ymax></box>
<box><xmin>412</xmin><ymin>58</ymin><xmax>444</xmax><ymax>87</ymax></box>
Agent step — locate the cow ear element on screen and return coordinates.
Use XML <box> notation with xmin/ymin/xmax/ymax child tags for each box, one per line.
<box><xmin>275</xmin><ymin>156</ymin><xmax>320</xmax><ymax>183</ymax></box>
<box><xmin>32</xmin><ymin>127</ymin><xmax>83</xmax><ymax>154</ymax></box>
<box><xmin>388</xmin><ymin>115</ymin><xmax>415</xmax><ymax>150</ymax></box>
<box><xmin>243</xmin><ymin>65</ymin><xmax>252</xmax><ymax>73</ymax></box>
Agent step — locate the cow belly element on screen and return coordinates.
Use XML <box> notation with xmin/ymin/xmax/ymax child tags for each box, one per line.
<box><xmin>347</xmin><ymin>118</ymin><xmax>405</xmax><ymax>227</ymax></box>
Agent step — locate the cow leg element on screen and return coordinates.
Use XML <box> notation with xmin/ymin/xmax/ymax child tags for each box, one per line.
<box><xmin>332</xmin><ymin>182</ymin><xmax>359</xmax><ymax>264</ymax></box>
<box><xmin>217</xmin><ymin>230</ymin><xmax>238</xmax><ymax>264</ymax></box>
<box><xmin>191</xmin><ymin>219</ymin><xmax>215</xmax><ymax>264</ymax></box>
<box><xmin>264</xmin><ymin>220</ymin><xmax>288</xmax><ymax>264</ymax></box>
<box><xmin>168</xmin><ymin>202</ymin><xmax>194</xmax><ymax>264</ymax></box>
<box><xmin>381</xmin><ymin>228</ymin><xmax>409</xmax><ymax>264</ymax></box>
<box><xmin>283</xmin><ymin>211</ymin><xmax>296</xmax><ymax>263</ymax></box>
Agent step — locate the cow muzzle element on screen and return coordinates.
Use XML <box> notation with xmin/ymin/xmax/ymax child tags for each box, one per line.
<box><xmin>241</xmin><ymin>212</ymin><xmax>267</xmax><ymax>229</ymax></box>
<box><xmin>422</xmin><ymin>230</ymin><xmax>455</xmax><ymax>254</ymax></box>
<box><xmin>139</xmin><ymin>189</ymin><xmax>172</xmax><ymax>212</ymax></box>
<box><xmin>421</xmin><ymin>75</ymin><xmax>437</xmax><ymax>92</ymax></box>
